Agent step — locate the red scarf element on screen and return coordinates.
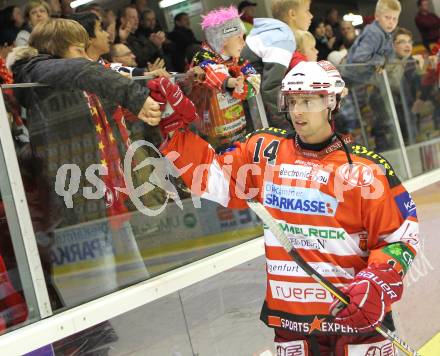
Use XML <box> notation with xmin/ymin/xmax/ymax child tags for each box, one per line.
<box><xmin>0</xmin><ymin>58</ymin><xmax>24</xmax><ymax>128</ymax></box>
<box><xmin>83</xmin><ymin>92</ymin><xmax>133</xmax><ymax>229</ymax></box>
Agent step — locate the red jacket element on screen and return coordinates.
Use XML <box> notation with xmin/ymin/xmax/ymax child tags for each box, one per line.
<box><xmin>415</xmin><ymin>11</ymin><xmax>440</xmax><ymax>44</ymax></box>
<box><xmin>0</xmin><ymin>203</ymin><xmax>28</xmax><ymax>332</ymax></box>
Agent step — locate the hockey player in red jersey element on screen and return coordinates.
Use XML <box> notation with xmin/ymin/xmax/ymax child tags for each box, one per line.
<box><xmin>149</xmin><ymin>60</ymin><xmax>419</xmax><ymax>355</ymax></box>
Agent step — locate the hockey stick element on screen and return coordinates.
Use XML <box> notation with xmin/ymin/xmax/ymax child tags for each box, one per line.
<box><xmin>246</xmin><ymin>199</ymin><xmax>419</xmax><ymax>356</ymax></box>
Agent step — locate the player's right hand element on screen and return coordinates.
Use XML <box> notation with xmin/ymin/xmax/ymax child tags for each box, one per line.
<box><xmin>147</xmin><ymin>77</ymin><xmax>199</xmax><ymax>137</ymax></box>
<box><xmin>329</xmin><ymin>264</ymin><xmax>403</xmax><ymax>332</ymax></box>
<box><xmin>148</xmin><ymin>77</ymin><xmax>198</xmax><ymax>123</ymax></box>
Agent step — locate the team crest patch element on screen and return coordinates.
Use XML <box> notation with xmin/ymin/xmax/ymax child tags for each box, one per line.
<box><xmin>345</xmin><ymin>339</ymin><xmax>395</xmax><ymax>355</ymax></box>
<box><xmin>275</xmin><ymin>340</ymin><xmax>308</xmax><ymax>356</ymax></box>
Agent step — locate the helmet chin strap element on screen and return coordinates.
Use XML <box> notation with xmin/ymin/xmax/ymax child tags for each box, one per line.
<box><xmin>328</xmin><ymin>107</ymin><xmax>353</xmax><ymax>166</ymax></box>
<box><xmin>327</xmin><ymin>109</ymin><xmax>335</xmax><ymax>131</ymax></box>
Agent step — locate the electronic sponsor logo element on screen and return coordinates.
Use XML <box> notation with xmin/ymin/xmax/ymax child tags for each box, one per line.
<box><xmin>269</xmin><ymin>281</ymin><xmax>343</xmax><ymax>303</ymax></box>
<box><xmin>346</xmin><ymin>339</ymin><xmax>395</xmax><ymax>356</ymax></box>
<box><xmin>394</xmin><ymin>191</ymin><xmax>417</xmax><ymax>219</ymax></box>
<box><xmin>269</xmin><ymin>316</ymin><xmax>360</xmax><ymax>334</ymax></box>
<box><xmin>267</xmin><ymin>259</ymin><xmax>354</xmax><ymax>279</ymax></box>
<box><xmin>337</xmin><ymin>162</ymin><xmax>374</xmax><ymax>187</ymax></box>
<box><xmin>263</xmin><ymin>183</ymin><xmax>338</xmax><ymax>217</ymax></box>
<box><xmin>278</xmin><ymin>164</ymin><xmax>330</xmax><ymax>185</ymax></box>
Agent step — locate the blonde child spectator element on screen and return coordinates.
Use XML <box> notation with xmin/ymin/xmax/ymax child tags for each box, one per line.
<box><xmin>288</xmin><ymin>30</ymin><xmax>318</xmax><ymax>70</ymax></box>
<box><xmin>347</xmin><ymin>0</ymin><xmax>401</xmax><ymax>68</ymax></box>
<box><xmin>345</xmin><ymin>0</ymin><xmax>402</xmax><ymax>150</ymax></box>
<box><xmin>241</xmin><ymin>0</ymin><xmax>312</xmax><ymax>130</ymax></box>
<box><xmin>188</xmin><ymin>6</ymin><xmax>260</xmax><ymax>150</ymax></box>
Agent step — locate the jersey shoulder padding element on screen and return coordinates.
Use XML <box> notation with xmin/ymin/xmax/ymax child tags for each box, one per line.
<box><xmin>245</xmin><ymin>127</ymin><xmax>293</xmax><ymax>140</ymax></box>
<box><xmin>349</xmin><ymin>143</ymin><xmax>401</xmax><ymax>188</ymax></box>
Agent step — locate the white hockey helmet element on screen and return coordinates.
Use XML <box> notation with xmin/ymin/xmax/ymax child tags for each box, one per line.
<box><xmin>279</xmin><ymin>60</ymin><xmax>345</xmax><ymax>112</ymax></box>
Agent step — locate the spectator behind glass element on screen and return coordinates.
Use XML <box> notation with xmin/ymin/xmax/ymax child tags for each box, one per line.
<box><xmin>346</xmin><ymin>0</ymin><xmax>401</xmax><ymax>77</ymax></box>
<box><xmin>110</xmin><ymin>43</ymin><xmax>138</xmax><ymax>66</ymax></box>
<box><xmin>325</xmin><ymin>8</ymin><xmax>342</xmax><ymax>48</ymax></box>
<box><xmin>15</xmin><ymin>0</ymin><xmax>50</xmax><ymax>47</ymax></box>
<box><xmin>387</xmin><ymin>27</ymin><xmax>424</xmax><ymax>143</ymax></box>
<box><xmin>69</xmin><ymin>12</ymin><xmax>109</xmax><ymax>61</ymax></box>
<box><xmin>327</xmin><ymin>21</ymin><xmax>358</xmax><ymax>65</ymax></box>
<box><xmin>167</xmin><ymin>12</ymin><xmax>200</xmax><ymax>73</ymax></box>
<box><xmin>103</xmin><ymin>9</ymin><xmax>116</xmax><ymax>44</ymax></box>
<box><xmin>47</xmin><ymin>0</ymin><xmax>61</xmax><ymax>17</ymax></box>
<box><xmin>0</xmin><ymin>42</ymin><xmax>14</xmax><ymax>60</ymax></box>
<box><xmin>0</xmin><ymin>6</ymin><xmax>24</xmax><ymax>46</ymax></box>
<box><xmin>288</xmin><ymin>30</ymin><xmax>318</xmax><ymax>70</ymax></box>
<box><xmin>109</xmin><ymin>43</ymin><xmax>169</xmax><ymax>77</ymax></box>
<box><xmin>132</xmin><ymin>0</ymin><xmax>148</xmax><ymax>15</ymax></box>
<box><xmin>340</xmin><ymin>20</ymin><xmax>357</xmax><ymax>49</ymax></box>
<box><xmin>70</xmin><ymin>12</ymin><xmax>167</xmax><ymax>79</ymax></box>
<box><xmin>117</xmin><ymin>5</ymin><xmax>168</xmax><ymax>69</ymax></box>
<box><xmin>9</xmin><ymin>18</ymin><xmax>160</xmax><ymax>310</ymax></box>
<box><xmin>137</xmin><ymin>8</ymin><xmax>162</xmax><ymax>38</ymax></box>
<box><xmin>309</xmin><ymin>18</ymin><xmax>335</xmax><ymax>61</ymax></box>
<box><xmin>241</xmin><ymin>0</ymin><xmax>313</xmax><ymax>130</ymax></box>
<box><xmin>238</xmin><ymin>1</ymin><xmax>257</xmax><ymax>35</ymax></box>
<box><xmin>189</xmin><ymin>6</ymin><xmax>260</xmax><ymax>149</ymax></box>
<box><xmin>75</xmin><ymin>3</ymin><xmax>103</xmax><ymax>18</ymax></box>
<box><xmin>345</xmin><ymin>0</ymin><xmax>402</xmax><ymax>151</ymax></box>
<box><xmin>60</xmin><ymin>0</ymin><xmax>73</xmax><ymax>17</ymax></box>
<box><xmin>415</xmin><ymin>0</ymin><xmax>440</xmax><ymax>52</ymax></box>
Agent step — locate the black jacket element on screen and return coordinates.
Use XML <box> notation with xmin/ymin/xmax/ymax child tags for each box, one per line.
<box><xmin>11</xmin><ymin>52</ymin><xmax>150</xmax><ymax>226</ymax></box>
<box><xmin>127</xmin><ymin>33</ymin><xmax>164</xmax><ymax>68</ymax></box>
<box><xmin>167</xmin><ymin>26</ymin><xmax>200</xmax><ymax>72</ymax></box>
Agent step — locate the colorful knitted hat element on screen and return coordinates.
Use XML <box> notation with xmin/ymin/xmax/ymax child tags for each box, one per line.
<box><xmin>201</xmin><ymin>6</ymin><xmax>244</xmax><ymax>53</ymax></box>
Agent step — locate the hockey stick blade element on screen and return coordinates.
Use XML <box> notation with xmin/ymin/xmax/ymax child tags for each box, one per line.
<box><xmin>246</xmin><ymin>199</ymin><xmax>420</xmax><ymax>356</ymax></box>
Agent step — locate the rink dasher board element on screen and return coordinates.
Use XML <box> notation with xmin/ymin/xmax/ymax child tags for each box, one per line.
<box><xmin>49</xmin><ymin>197</ymin><xmax>261</xmax><ymax>276</ymax></box>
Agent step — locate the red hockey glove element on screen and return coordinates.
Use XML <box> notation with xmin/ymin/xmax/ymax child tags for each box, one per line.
<box><xmin>329</xmin><ymin>264</ymin><xmax>403</xmax><ymax>332</ymax></box>
<box><xmin>146</xmin><ymin>86</ymin><xmax>166</xmax><ymax>111</ymax></box>
<box><xmin>147</xmin><ymin>77</ymin><xmax>198</xmax><ymax>137</ymax></box>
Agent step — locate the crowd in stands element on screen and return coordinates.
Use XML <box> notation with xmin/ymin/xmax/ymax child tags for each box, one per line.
<box><xmin>0</xmin><ymin>0</ymin><xmax>438</xmax><ymax>78</ymax></box>
<box><xmin>0</xmin><ymin>0</ymin><xmax>439</xmax><ymax>338</ymax></box>
<box><xmin>1</xmin><ymin>0</ymin><xmax>435</xmax><ymax>73</ymax></box>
